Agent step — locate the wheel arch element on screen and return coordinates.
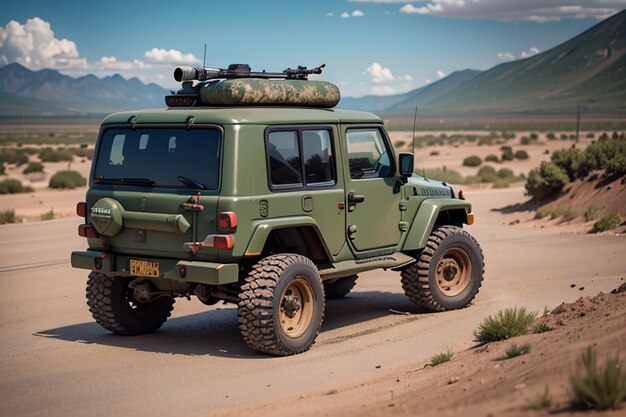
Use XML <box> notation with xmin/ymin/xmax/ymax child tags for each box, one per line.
<box><xmin>402</xmin><ymin>199</ymin><xmax>472</xmax><ymax>251</ymax></box>
<box><xmin>242</xmin><ymin>217</ymin><xmax>333</xmax><ymax>267</ymax></box>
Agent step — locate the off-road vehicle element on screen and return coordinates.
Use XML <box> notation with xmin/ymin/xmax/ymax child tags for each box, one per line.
<box><xmin>71</xmin><ymin>64</ymin><xmax>484</xmax><ymax>356</ymax></box>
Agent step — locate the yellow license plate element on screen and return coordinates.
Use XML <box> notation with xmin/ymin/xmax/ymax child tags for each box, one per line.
<box><xmin>129</xmin><ymin>259</ymin><xmax>160</xmax><ymax>277</ymax></box>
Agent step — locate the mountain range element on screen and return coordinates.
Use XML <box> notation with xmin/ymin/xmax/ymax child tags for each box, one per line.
<box><xmin>0</xmin><ymin>9</ymin><xmax>625</xmax><ymax>117</ymax></box>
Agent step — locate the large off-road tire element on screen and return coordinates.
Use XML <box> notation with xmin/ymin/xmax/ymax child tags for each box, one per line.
<box><xmin>237</xmin><ymin>254</ymin><xmax>325</xmax><ymax>356</ymax></box>
<box><xmin>323</xmin><ymin>275</ymin><xmax>358</xmax><ymax>299</ymax></box>
<box><xmin>401</xmin><ymin>225</ymin><xmax>484</xmax><ymax>312</ymax></box>
<box><xmin>86</xmin><ymin>272</ymin><xmax>174</xmax><ymax>335</ymax></box>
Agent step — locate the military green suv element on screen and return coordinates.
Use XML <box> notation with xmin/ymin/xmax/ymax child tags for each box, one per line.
<box><xmin>72</xmin><ymin>64</ymin><xmax>483</xmax><ymax>356</ymax></box>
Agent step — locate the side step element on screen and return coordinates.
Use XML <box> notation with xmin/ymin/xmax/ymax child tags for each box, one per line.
<box><xmin>319</xmin><ymin>252</ymin><xmax>415</xmax><ymax>280</ymax></box>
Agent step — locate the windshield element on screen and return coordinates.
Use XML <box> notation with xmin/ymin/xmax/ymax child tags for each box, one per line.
<box><xmin>94</xmin><ymin>128</ymin><xmax>222</xmax><ymax>189</ymax></box>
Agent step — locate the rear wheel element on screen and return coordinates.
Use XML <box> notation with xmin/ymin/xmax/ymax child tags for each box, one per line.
<box><xmin>86</xmin><ymin>272</ymin><xmax>174</xmax><ymax>335</ymax></box>
<box><xmin>401</xmin><ymin>225</ymin><xmax>484</xmax><ymax>311</ymax></box>
<box><xmin>323</xmin><ymin>275</ymin><xmax>358</xmax><ymax>299</ymax></box>
<box><xmin>238</xmin><ymin>254</ymin><xmax>324</xmax><ymax>356</ymax></box>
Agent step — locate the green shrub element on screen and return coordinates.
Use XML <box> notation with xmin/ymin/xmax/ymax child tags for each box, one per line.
<box><xmin>532</xmin><ymin>323</ymin><xmax>552</xmax><ymax>333</ymax></box>
<box><xmin>520</xmin><ymin>136</ymin><xmax>532</xmax><ymax>145</ymax></box>
<box><xmin>551</xmin><ymin>148</ymin><xmax>585</xmax><ymax>180</ymax></box>
<box><xmin>530</xmin><ymin>133</ymin><xmax>539</xmax><ymax>140</ymax></box>
<box><xmin>591</xmin><ymin>213</ymin><xmax>621</xmax><ymax>233</ymax></box>
<box><xmin>501</xmin><ymin>149</ymin><xmax>514</xmax><ymax>161</ymax></box>
<box><xmin>0</xmin><ymin>163</ymin><xmax>5</xmax><ymax>175</ymax></box>
<box><xmin>505</xmin><ymin>343</ymin><xmax>532</xmax><ymax>359</ymax></box>
<box><xmin>430</xmin><ymin>150</ymin><xmax>440</xmax><ymax>156</ymax></box>
<box><xmin>0</xmin><ymin>208</ymin><xmax>18</xmax><ymax>224</ymax></box>
<box><xmin>474</xmin><ymin>307</ymin><xmax>537</xmax><ymax>344</ymax></box>
<box><xmin>497</xmin><ymin>168</ymin><xmax>515</xmax><ymax>179</ymax></box>
<box><xmin>535</xmin><ymin>205</ymin><xmax>553</xmax><ymax>219</ymax></box>
<box><xmin>514</xmin><ymin>150</ymin><xmax>529</xmax><ymax>160</ymax></box>
<box><xmin>525</xmin><ymin>387</ymin><xmax>552</xmax><ymax>410</ymax></box>
<box><xmin>551</xmin><ymin>205</ymin><xmax>577</xmax><ymax>221</ymax></box>
<box><xmin>40</xmin><ymin>209</ymin><xmax>55</xmax><ymax>221</ymax></box>
<box><xmin>38</xmin><ymin>147</ymin><xmax>74</xmax><ymax>162</ymax></box>
<box><xmin>0</xmin><ymin>148</ymin><xmax>28</xmax><ymax>166</ymax></box>
<box><xmin>0</xmin><ymin>178</ymin><xmax>33</xmax><ymax>194</ymax></box>
<box><xmin>23</xmin><ymin>161</ymin><xmax>44</xmax><ymax>174</ymax></box>
<box><xmin>586</xmin><ymin>132</ymin><xmax>595</xmax><ymax>139</ymax></box>
<box><xmin>500</xmin><ymin>146</ymin><xmax>512</xmax><ymax>153</ymax></box>
<box><xmin>70</xmin><ymin>147</ymin><xmax>94</xmax><ymax>160</ymax></box>
<box><xmin>419</xmin><ymin>168</ymin><xmax>465</xmax><ymax>184</ymax></box>
<box><xmin>394</xmin><ymin>140</ymin><xmax>406</xmax><ymax>148</ymax></box>
<box><xmin>492</xmin><ymin>179</ymin><xmax>510</xmax><ymax>189</ymax></box>
<box><xmin>569</xmin><ymin>347</ymin><xmax>626</xmax><ymax>410</ymax></box>
<box><xmin>462</xmin><ymin>155</ymin><xmax>482</xmax><ymax>167</ymax></box>
<box><xmin>48</xmin><ymin>170</ymin><xmax>86</xmax><ymax>189</ymax></box>
<box><xmin>584</xmin><ymin>203</ymin><xmax>603</xmax><ymax>222</ymax></box>
<box><xmin>485</xmin><ymin>154</ymin><xmax>499</xmax><ymax>163</ymax></box>
<box><xmin>525</xmin><ymin>162</ymin><xmax>570</xmax><ymax>199</ymax></box>
<box><xmin>476</xmin><ymin>165</ymin><xmax>497</xmax><ymax>182</ymax></box>
<box><xmin>583</xmin><ymin>136</ymin><xmax>626</xmax><ymax>177</ymax></box>
<box><xmin>430</xmin><ymin>351</ymin><xmax>454</xmax><ymax>366</ymax></box>
<box><xmin>546</xmin><ymin>133</ymin><xmax>556</xmax><ymax>140</ymax></box>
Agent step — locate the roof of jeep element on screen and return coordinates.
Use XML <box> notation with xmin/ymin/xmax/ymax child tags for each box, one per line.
<box><xmin>101</xmin><ymin>107</ymin><xmax>382</xmax><ymax>126</ymax></box>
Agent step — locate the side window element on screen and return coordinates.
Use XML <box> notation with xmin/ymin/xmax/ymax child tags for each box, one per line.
<box><xmin>346</xmin><ymin>128</ymin><xmax>393</xmax><ymax>179</ymax></box>
<box><xmin>267</xmin><ymin>131</ymin><xmax>302</xmax><ymax>186</ymax></box>
<box><xmin>266</xmin><ymin>128</ymin><xmax>335</xmax><ymax>189</ymax></box>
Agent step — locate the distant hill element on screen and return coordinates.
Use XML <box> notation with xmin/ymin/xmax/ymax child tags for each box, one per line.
<box><xmin>0</xmin><ymin>63</ymin><xmax>168</xmax><ymax>116</ymax></box>
<box><xmin>340</xmin><ymin>9</ymin><xmax>626</xmax><ymax>115</ymax></box>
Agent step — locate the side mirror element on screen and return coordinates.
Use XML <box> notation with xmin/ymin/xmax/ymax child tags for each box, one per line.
<box><xmin>398</xmin><ymin>152</ymin><xmax>414</xmax><ymax>177</ymax></box>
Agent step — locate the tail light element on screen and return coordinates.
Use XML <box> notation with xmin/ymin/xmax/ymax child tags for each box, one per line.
<box><xmin>207</xmin><ymin>234</ymin><xmax>234</xmax><ymax>250</ymax></box>
<box><xmin>458</xmin><ymin>189</ymin><xmax>465</xmax><ymax>200</ymax></box>
<box><xmin>78</xmin><ymin>224</ymin><xmax>98</xmax><ymax>238</ymax></box>
<box><xmin>218</xmin><ymin>211</ymin><xmax>238</xmax><ymax>229</ymax></box>
<box><xmin>76</xmin><ymin>202</ymin><xmax>87</xmax><ymax>217</ymax></box>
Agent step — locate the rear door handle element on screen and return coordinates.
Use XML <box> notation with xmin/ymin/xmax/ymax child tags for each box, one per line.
<box><xmin>348</xmin><ymin>192</ymin><xmax>365</xmax><ymax>204</ymax></box>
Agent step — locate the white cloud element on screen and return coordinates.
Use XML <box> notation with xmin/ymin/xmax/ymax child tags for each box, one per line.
<box><xmin>0</xmin><ymin>17</ymin><xmax>87</xmax><ymax>69</ymax></box>
<box><xmin>326</xmin><ymin>12</ymin><xmax>334</xmax><ymax>17</ymax></box>
<box><xmin>144</xmin><ymin>48</ymin><xmax>199</xmax><ymax>65</ymax></box>
<box><xmin>395</xmin><ymin>0</ymin><xmax>623</xmax><ymax>22</ymax></box>
<box><xmin>497</xmin><ymin>52</ymin><xmax>515</xmax><ymax>61</ymax></box>
<box><xmin>97</xmin><ymin>56</ymin><xmax>150</xmax><ymax>71</ymax></box>
<box><xmin>341</xmin><ymin>12</ymin><xmax>351</xmax><ymax>18</ymax></box>
<box><xmin>425</xmin><ymin>79</ymin><xmax>432</xmax><ymax>84</ymax></box>
<box><xmin>401</xmin><ymin>74</ymin><xmax>413</xmax><ymax>81</ymax></box>
<box><xmin>365</xmin><ymin>62</ymin><xmax>395</xmax><ymax>83</ymax></box>
<box><xmin>369</xmin><ymin>85</ymin><xmax>397</xmax><ymax>95</ymax></box>
<box><xmin>520</xmin><ymin>47</ymin><xmax>540</xmax><ymax>58</ymax></box>
<box><xmin>352</xmin><ymin>10</ymin><xmax>365</xmax><ymax>17</ymax></box>
<box><xmin>436</xmin><ymin>69</ymin><xmax>446</xmax><ymax>79</ymax></box>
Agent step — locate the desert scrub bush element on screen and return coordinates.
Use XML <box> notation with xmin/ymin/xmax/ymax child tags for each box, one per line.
<box><xmin>525</xmin><ymin>387</ymin><xmax>552</xmax><ymax>410</ymax></box>
<box><xmin>462</xmin><ymin>155</ymin><xmax>482</xmax><ymax>167</ymax></box>
<box><xmin>0</xmin><ymin>208</ymin><xmax>18</xmax><ymax>224</ymax></box>
<box><xmin>430</xmin><ymin>150</ymin><xmax>440</xmax><ymax>156</ymax></box>
<box><xmin>505</xmin><ymin>343</ymin><xmax>532</xmax><ymax>359</ymax></box>
<box><xmin>534</xmin><ymin>205</ymin><xmax>554</xmax><ymax>219</ymax></box>
<box><xmin>586</xmin><ymin>132</ymin><xmax>596</xmax><ymax>139</ymax></box>
<box><xmin>474</xmin><ymin>307</ymin><xmax>537</xmax><ymax>344</ymax></box>
<box><xmin>475</xmin><ymin>165</ymin><xmax>497</xmax><ymax>183</ymax></box>
<box><xmin>70</xmin><ymin>147</ymin><xmax>94</xmax><ymax>160</ymax></box>
<box><xmin>48</xmin><ymin>170</ymin><xmax>86</xmax><ymax>189</ymax></box>
<box><xmin>0</xmin><ymin>163</ymin><xmax>5</xmax><ymax>175</ymax></box>
<box><xmin>520</xmin><ymin>136</ymin><xmax>532</xmax><ymax>145</ymax></box>
<box><xmin>583</xmin><ymin>135</ymin><xmax>626</xmax><ymax>177</ymax></box>
<box><xmin>38</xmin><ymin>147</ymin><xmax>74</xmax><ymax>163</ymax></box>
<box><xmin>551</xmin><ymin>148</ymin><xmax>585</xmax><ymax>180</ymax></box>
<box><xmin>497</xmin><ymin>168</ymin><xmax>515</xmax><ymax>179</ymax></box>
<box><xmin>485</xmin><ymin>154</ymin><xmax>499</xmax><ymax>163</ymax></box>
<box><xmin>546</xmin><ymin>133</ymin><xmax>556</xmax><ymax>140</ymax></box>
<box><xmin>492</xmin><ymin>179</ymin><xmax>510</xmax><ymax>189</ymax></box>
<box><xmin>532</xmin><ymin>323</ymin><xmax>552</xmax><ymax>334</ymax></box>
<box><xmin>430</xmin><ymin>351</ymin><xmax>454</xmax><ymax>366</ymax></box>
<box><xmin>0</xmin><ymin>178</ymin><xmax>33</xmax><ymax>194</ymax></box>
<box><xmin>525</xmin><ymin>161</ymin><xmax>569</xmax><ymax>199</ymax></box>
<box><xmin>418</xmin><ymin>168</ymin><xmax>465</xmax><ymax>184</ymax></box>
<box><xmin>591</xmin><ymin>213</ymin><xmax>621</xmax><ymax>233</ymax></box>
<box><xmin>514</xmin><ymin>150</ymin><xmax>529</xmax><ymax>160</ymax></box>
<box><xmin>584</xmin><ymin>202</ymin><xmax>603</xmax><ymax>222</ymax></box>
<box><xmin>394</xmin><ymin>140</ymin><xmax>406</xmax><ymax>148</ymax></box>
<box><xmin>323</xmin><ymin>389</ymin><xmax>338</xmax><ymax>396</ymax></box>
<box><xmin>0</xmin><ymin>148</ymin><xmax>28</xmax><ymax>166</ymax></box>
<box><xmin>23</xmin><ymin>161</ymin><xmax>44</xmax><ymax>174</ymax></box>
<box><xmin>569</xmin><ymin>347</ymin><xmax>626</xmax><ymax>410</ymax></box>
<box><xmin>501</xmin><ymin>148</ymin><xmax>514</xmax><ymax>161</ymax></box>
<box><xmin>40</xmin><ymin>209</ymin><xmax>54</xmax><ymax>221</ymax></box>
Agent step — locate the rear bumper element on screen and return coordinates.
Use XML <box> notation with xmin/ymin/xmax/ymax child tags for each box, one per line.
<box><xmin>71</xmin><ymin>250</ymin><xmax>239</xmax><ymax>285</ymax></box>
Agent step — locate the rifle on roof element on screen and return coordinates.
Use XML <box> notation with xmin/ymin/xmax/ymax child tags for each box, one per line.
<box><xmin>174</xmin><ymin>63</ymin><xmax>325</xmax><ymax>82</ymax></box>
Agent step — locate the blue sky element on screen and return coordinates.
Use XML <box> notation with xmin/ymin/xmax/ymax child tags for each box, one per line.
<box><xmin>1</xmin><ymin>1</ymin><xmax>623</xmax><ymax>97</ymax></box>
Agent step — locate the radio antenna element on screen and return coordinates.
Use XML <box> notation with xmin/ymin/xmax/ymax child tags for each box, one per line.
<box><xmin>202</xmin><ymin>44</ymin><xmax>207</xmax><ymax>68</ymax></box>
<box><xmin>412</xmin><ymin>106</ymin><xmax>418</xmax><ymax>155</ymax></box>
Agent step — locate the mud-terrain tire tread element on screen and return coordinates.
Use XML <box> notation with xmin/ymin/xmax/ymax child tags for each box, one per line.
<box><xmin>401</xmin><ymin>225</ymin><xmax>484</xmax><ymax>312</ymax></box>
<box><xmin>86</xmin><ymin>272</ymin><xmax>174</xmax><ymax>335</ymax></box>
<box><xmin>323</xmin><ymin>275</ymin><xmax>358</xmax><ymax>299</ymax></box>
<box><xmin>238</xmin><ymin>254</ymin><xmax>324</xmax><ymax>356</ymax></box>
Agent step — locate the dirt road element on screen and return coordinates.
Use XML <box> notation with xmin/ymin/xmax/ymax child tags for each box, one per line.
<box><xmin>0</xmin><ymin>187</ymin><xmax>624</xmax><ymax>417</ymax></box>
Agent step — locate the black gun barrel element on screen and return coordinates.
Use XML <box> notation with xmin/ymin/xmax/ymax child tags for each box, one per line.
<box><xmin>174</xmin><ymin>63</ymin><xmax>326</xmax><ymax>82</ymax></box>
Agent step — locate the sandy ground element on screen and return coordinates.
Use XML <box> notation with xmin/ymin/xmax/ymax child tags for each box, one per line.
<box><xmin>0</xmin><ymin>186</ymin><xmax>624</xmax><ymax>417</ymax></box>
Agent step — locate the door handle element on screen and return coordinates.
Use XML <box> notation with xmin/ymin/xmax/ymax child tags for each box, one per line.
<box><xmin>348</xmin><ymin>192</ymin><xmax>365</xmax><ymax>204</ymax></box>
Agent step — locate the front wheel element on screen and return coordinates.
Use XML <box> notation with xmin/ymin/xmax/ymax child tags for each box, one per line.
<box><xmin>401</xmin><ymin>225</ymin><xmax>484</xmax><ymax>311</ymax></box>
<box><xmin>237</xmin><ymin>254</ymin><xmax>325</xmax><ymax>356</ymax></box>
<box><xmin>86</xmin><ymin>272</ymin><xmax>174</xmax><ymax>335</ymax></box>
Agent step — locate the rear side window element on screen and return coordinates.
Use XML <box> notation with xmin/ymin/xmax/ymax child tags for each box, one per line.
<box><xmin>266</xmin><ymin>128</ymin><xmax>335</xmax><ymax>189</ymax></box>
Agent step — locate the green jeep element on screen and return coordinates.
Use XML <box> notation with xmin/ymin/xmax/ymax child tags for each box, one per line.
<box><xmin>71</xmin><ymin>64</ymin><xmax>484</xmax><ymax>356</ymax></box>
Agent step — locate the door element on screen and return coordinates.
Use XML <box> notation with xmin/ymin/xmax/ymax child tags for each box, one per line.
<box><xmin>344</xmin><ymin>127</ymin><xmax>402</xmax><ymax>253</ymax></box>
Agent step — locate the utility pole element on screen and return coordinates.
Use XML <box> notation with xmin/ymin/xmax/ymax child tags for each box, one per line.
<box><xmin>575</xmin><ymin>105</ymin><xmax>581</xmax><ymax>143</ymax></box>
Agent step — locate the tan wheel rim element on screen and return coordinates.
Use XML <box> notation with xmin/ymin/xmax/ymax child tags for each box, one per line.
<box><xmin>435</xmin><ymin>247</ymin><xmax>472</xmax><ymax>297</ymax></box>
<box><xmin>279</xmin><ymin>277</ymin><xmax>314</xmax><ymax>339</ymax></box>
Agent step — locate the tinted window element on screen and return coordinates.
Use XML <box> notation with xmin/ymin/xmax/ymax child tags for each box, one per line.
<box><xmin>346</xmin><ymin>128</ymin><xmax>393</xmax><ymax>179</ymax></box>
<box><xmin>266</xmin><ymin>128</ymin><xmax>335</xmax><ymax>189</ymax></box>
<box><xmin>94</xmin><ymin>128</ymin><xmax>221</xmax><ymax>189</ymax></box>
<box><xmin>267</xmin><ymin>131</ymin><xmax>302</xmax><ymax>186</ymax></box>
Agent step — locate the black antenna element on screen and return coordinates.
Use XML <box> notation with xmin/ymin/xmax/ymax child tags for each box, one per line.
<box><xmin>412</xmin><ymin>106</ymin><xmax>418</xmax><ymax>155</ymax></box>
<box><xmin>202</xmin><ymin>44</ymin><xmax>206</xmax><ymax>68</ymax></box>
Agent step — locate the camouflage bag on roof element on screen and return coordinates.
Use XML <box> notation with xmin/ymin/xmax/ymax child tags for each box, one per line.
<box><xmin>198</xmin><ymin>78</ymin><xmax>341</xmax><ymax>108</ymax></box>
